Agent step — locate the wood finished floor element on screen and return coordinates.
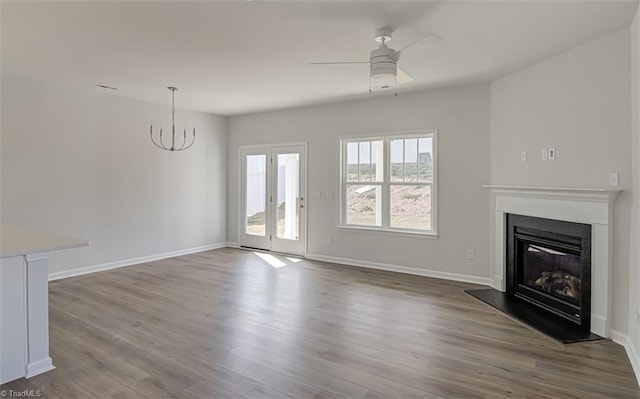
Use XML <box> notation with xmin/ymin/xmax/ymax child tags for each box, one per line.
<box><xmin>2</xmin><ymin>248</ymin><xmax>638</xmax><ymax>398</ymax></box>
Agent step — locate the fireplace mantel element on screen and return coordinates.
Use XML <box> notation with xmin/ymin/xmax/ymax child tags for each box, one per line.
<box><xmin>484</xmin><ymin>185</ymin><xmax>621</xmax><ymax>338</ymax></box>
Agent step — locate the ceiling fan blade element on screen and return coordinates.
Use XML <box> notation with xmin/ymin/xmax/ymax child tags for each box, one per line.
<box><xmin>397</xmin><ymin>33</ymin><xmax>443</xmax><ymax>56</ymax></box>
<box><xmin>309</xmin><ymin>62</ymin><xmax>370</xmax><ymax>65</ymax></box>
<box><xmin>397</xmin><ymin>67</ymin><xmax>413</xmax><ymax>84</ymax></box>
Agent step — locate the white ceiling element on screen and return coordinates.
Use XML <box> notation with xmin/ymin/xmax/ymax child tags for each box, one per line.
<box><xmin>2</xmin><ymin>1</ymin><xmax>638</xmax><ymax>116</ymax></box>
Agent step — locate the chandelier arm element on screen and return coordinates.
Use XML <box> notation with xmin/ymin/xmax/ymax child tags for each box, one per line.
<box><xmin>150</xmin><ymin>126</ymin><xmax>168</xmax><ymax>150</ymax></box>
<box><xmin>179</xmin><ymin>128</ymin><xmax>187</xmax><ymax>150</ymax></box>
<box><xmin>151</xmin><ymin>135</ymin><xmax>164</xmax><ymax>150</ymax></box>
<box><xmin>159</xmin><ymin>128</ymin><xmax>172</xmax><ymax>150</ymax></box>
<box><xmin>174</xmin><ymin>129</ymin><xmax>196</xmax><ymax>152</ymax></box>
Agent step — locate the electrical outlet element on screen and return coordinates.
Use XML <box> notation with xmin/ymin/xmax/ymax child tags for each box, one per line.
<box><xmin>466</xmin><ymin>249</ymin><xmax>475</xmax><ymax>260</ymax></box>
<box><xmin>548</xmin><ymin>148</ymin><xmax>556</xmax><ymax>160</ymax></box>
<box><xmin>520</xmin><ymin>151</ymin><xmax>527</xmax><ymax>162</ymax></box>
<box><xmin>541</xmin><ymin>149</ymin><xmax>548</xmax><ymax>161</ymax></box>
<box><xmin>609</xmin><ymin>172</ymin><xmax>619</xmax><ymax>187</ymax></box>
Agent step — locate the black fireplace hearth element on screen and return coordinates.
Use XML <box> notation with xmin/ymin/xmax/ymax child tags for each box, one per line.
<box><xmin>466</xmin><ymin>213</ymin><xmax>601</xmax><ymax>344</ymax></box>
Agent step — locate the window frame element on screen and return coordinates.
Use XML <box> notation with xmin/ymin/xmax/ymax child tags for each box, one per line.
<box><xmin>339</xmin><ymin>130</ymin><xmax>438</xmax><ymax>236</ymax></box>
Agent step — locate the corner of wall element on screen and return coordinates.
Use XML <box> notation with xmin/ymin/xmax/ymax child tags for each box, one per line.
<box><xmin>627</xmin><ymin>3</ymin><xmax>640</xmax><ymax>386</ymax></box>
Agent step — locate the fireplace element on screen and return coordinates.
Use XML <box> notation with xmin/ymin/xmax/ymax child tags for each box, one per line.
<box><xmin>481</xmin><ymin>185</ymin><xmax>618</xmax><ymax>339</ymax></box>
<box><xmin>506</xmin><ymin>214</ymin><xmax>591</xmax><ymax>331</ymax></box>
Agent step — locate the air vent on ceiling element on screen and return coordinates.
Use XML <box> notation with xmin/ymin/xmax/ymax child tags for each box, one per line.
<box><xmin>96</xmin><ymin>84</ymin><xmax>118</xmax><ymax>90</ymax></box>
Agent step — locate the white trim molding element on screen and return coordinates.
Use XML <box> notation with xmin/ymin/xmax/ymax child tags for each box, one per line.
<box><xmin>48</xmin><ymin>242</ymin><xmax>229</xmax><ymax>281</ymax></box>
<box><xmin>25</xmin><ymin>357</ymin><xmax>54</xmax><ymax>378</ymax></box>
<box><xmin>24</xmin><ymin>252</ymin><xmax>52</xmax><ymax>263</ymax></box>
<box><xmin>629</xmin><ymin>342</ymin><xmax>640</xmax><ymax>386</ymax></box>
<box><xmin>305</xmin><ymin>253</ymin><xmax>492</xmax><ymax>286</ymax></box>
<box><xmin>485</xmin><ymin>185</ymin><xmax>620</xmax><ymax>338</ymax></box>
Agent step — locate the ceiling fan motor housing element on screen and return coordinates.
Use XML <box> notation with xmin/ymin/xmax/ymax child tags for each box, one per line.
<box><xmin>370</xmin><ymin>44</ymin><xmax>397</xmax><ymax>88</ymax></box>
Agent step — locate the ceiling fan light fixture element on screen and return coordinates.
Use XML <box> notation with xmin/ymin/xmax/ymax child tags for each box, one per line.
<box><xmin>371</xmin><ymin>71</ymin><xmax>396</xmax><ymax>83</ymax></box>
<box><xmin>370</xmin><ymin>61</ymin><xmax>397</xmax><ymax>88</ymax></box>
<box><xmin>374</xmin><ymin>28</ymin><xmax>392</xmax><ymax>44</ymax></box>
<box><xmin>310</xmin><ymin>27</ymin><xmax>438</xmax><ymax>93</ymax></box>
<box><xmin>370</xmin><ymin>43</ymin><xmax>397</xmax><ymax>88</ymax></box>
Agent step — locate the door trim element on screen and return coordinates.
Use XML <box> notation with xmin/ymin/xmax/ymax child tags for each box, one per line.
<box><xmin>237</xmin><ymin>142</ymin><xmax>308</xmax><ymax>257</ymax></box>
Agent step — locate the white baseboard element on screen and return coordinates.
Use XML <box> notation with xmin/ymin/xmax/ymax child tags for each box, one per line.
<box><xmin>591</xmin><ymin>315</ymin><xmax>609</xmax><ymax>339</ymax></box>
<box><xmin>305</xmin><ymin>253</ymin><xmax>492</xmax><ymax>286</ymax></box>
<box><xmin>609</xmin><ymin>329</ymin><xmax>640</xmax><ymax>386</ymax></box>
<box><xmin>491</xmin><ymin>275</ymin><xmax>503</xmax><ymax>291</ymax></box>
<box><xmin>25</xmin><ymin>357</ymin><xmax>54</xmax><ymax>378</ymax></box>
<box><xmin>629</xmin><ymin>342</ymin><xmax>640</xmax><ymax>386</ymax></box>
<box><xmin>48</xmin><ymin>242</ymin><xmax>228</xmax><ymax>281</ymax></box>
<box><xmin>611</xmin><ymin>329</ymin><xmax>628</xmax><ymax>345</ymax></box>
<box><xmin>226</xmin><ymin>242</ymin><xmax>240</xmax><ymax>248</ymax></box>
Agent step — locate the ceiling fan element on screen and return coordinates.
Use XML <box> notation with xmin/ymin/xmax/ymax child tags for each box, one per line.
<box><xmin>310</xmin><ymin>28</ymin><xmax>442</xmax><ymax>92</ymax></box>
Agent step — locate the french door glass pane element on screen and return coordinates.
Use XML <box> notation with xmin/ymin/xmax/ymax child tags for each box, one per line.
<box><xmin>245</xmin><ymin>155</ymin><xmax>266</xmax><ymax>236</ymax></box>
<box><xmin>390</xmin><ymin>185</ymin><xmax>431</xmax><ymax>231</ymax></box>
<box><xmin>276</xmin><ymin>153</ymin><xmax>300</xmax><ymax>240</ymax></box>
<box><xmin>346</xmin><ymin>185</ymin><xmax>382</xmax><ymax>226</ymax></box>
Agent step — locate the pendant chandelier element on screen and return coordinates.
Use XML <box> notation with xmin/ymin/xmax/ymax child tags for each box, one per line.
<box><xmin>150</xmin><ymin>87</ymin><xmax>195</xmax><ymax>152</ymax></box>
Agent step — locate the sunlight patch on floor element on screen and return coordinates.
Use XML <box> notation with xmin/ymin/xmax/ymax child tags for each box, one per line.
<box><xmin>253</xmin><ymin>252</ymin><xmax>287</xmax><ymax>268</ymax></box>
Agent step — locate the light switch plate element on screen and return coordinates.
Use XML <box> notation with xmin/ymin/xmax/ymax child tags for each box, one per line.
<box><xmin>520</xmin><ymin>151</ymin><xmax>527</xmax><ymax>162</ymax></box>
<box><xmin>541</xmin><ymin>149</ymin><xmax>548</xmax><ymax>161</ymax></box>
<box><xmin>548</xmin><ymin>148</ymin><xmax>556</xmax><ymax>160</ymax></box>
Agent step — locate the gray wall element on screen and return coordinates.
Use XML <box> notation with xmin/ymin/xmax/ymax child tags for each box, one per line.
<box><xmin>489</xmin><ymin>28</ymin><xmax>632</xmax><ymax>333</ymax></box>
<box><xmin>1</xmin><ymin>76</ymin><xmax>228</xmax><ymax>274</ymax></box>
<box><xmin>628</xmin><ymin>6</ymin><xmax>640</xmax><ymax>373</ymax></box>
<box><xmin>228</xmin><ymin>84</ymin><xmax>492</xmax><ymax>281</ymax></box>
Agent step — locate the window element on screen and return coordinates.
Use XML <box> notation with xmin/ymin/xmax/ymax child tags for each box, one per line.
<box><xmin>340</xmin><ymin>131</ymin><xmax>436</xmax><ymax>234</ymax></box>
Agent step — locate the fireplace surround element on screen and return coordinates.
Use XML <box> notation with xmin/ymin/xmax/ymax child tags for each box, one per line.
<box><xmin>485</xmin><ymin>185</ymin><xmax>619</xmax><ymax>338</ymax></box>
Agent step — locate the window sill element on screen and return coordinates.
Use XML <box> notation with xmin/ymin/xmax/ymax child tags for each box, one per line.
<box><xmin>336</xmin><ymin>225</ymin><xmax>439</xmax><ymax>239</ymax></box>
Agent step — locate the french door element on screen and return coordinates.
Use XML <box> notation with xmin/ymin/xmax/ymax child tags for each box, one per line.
<box><xmin>239</xmin><ymin>144</ymin><xmax>306</xmax><ymax>255</ymax></box>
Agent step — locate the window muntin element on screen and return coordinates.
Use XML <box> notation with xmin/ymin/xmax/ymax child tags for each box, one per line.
<box><xmin>341</xmin><ymin>132</ymin><xmax>436</xmax><ymax>234</ymax></box>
